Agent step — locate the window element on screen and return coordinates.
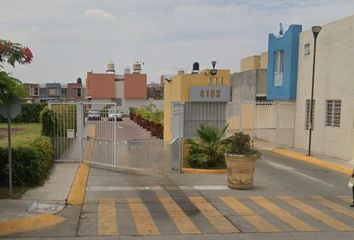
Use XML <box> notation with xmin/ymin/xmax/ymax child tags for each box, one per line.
<box><xmin>274</xmin><ymin>50</ymin><xmax>283</xmax><ymax>86</ymax></box>
<box><xmin>326</xmin><ymin>100</ymin><xmax>341</xmax><ymax>127</ymax></box>
<box><xmin>61</xmin><ymin>88</ymin><xmax>67</xmax><ymax>96</ymax></box>
<box><xmin>40</xmin><ymin>88</ymin><xmax>46</xmax><ymax>95</ymax></box>
<box><xmin>304</xmin><ymin>43</ymin><xmax>311</xmax><ymax>55</ymax></box>
<box><xmin>48</xmin><ymin>88</ymin><xmax>56</xmax><ymax>96</ymax></box>
<box><xmin>34</xmin><ymin>87</ymin><xmax>38</xmax><ymax>96</ymax></box>
<box><xmin>77</xmin><ymin>88</ymin><xmax>81</xmax><ymax>97</ymax></box>
<box><xmin>305</xmin><ymin>99</ymin><xmax>315</xmax><ymax>130</ymax></box>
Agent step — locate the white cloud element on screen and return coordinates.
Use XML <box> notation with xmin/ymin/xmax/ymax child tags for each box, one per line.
<box><xmin>1</xmin><ymin>0</ymin><xmax>354</xmax><ymax>83</ymax></box>
<box><xmin>84</xmin><ymin>8</ymin><xmax>115</xmax><ymax>21</ymax></box>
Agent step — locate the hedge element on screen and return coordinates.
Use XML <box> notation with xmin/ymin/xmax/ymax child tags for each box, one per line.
<box><xmin>0</xmin><ymin>136</ymin><xmax>54</xmax><ymax>186</ymax></box>
<box><xmin>40</xmin><ymin>104</ymin><xmax>77</xmax><ymax>159</ymax></box>
<box><xmin>0</xmin><ymin>103</ymin><xmax>46</xmax><ymax>123</ymax></box>
<box><xmin>40</xmin><ymin>106</ymin><xmax>54</xmax><ymax>137</ymax></box>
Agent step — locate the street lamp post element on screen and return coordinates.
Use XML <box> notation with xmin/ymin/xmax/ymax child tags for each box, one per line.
<box><xmin>308</xmin><ymin>26</ymin><xmax>321</xmax><ymax>156</ymax></box>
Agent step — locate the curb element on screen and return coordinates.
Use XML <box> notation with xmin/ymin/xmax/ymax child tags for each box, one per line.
<box><xmin>67</xmin><ymin>163</ymin><xmax>90</xmax><ymax>205</ymax></box>
<box><xmin>270</xmin><ymin>148</ymin><xmax>353</xmax><ymax>175</ymax></box>
<box><xmin>0</xmin><ymin>214</ymin><xmax>65</xmax><ymax>236</ymax></box>
<box><xmin>182</xmin><ymin>168</ymin><xmax>226</xmax><ymax>174</ymax></box>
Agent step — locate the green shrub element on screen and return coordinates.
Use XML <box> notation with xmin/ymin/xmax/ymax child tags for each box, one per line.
<box><xmin>187</xmin><ymin>125</ymin><xmax>228</xmax><ymax>169</ymax></box>
<box><xmin>0</xmin><ymin>103</ymin><xmax>46</xmax><ymax>123</ymax></box>
<box><xmin>135</xmin><ymin>105</ymin><xmax>163</xmax><ymax>124</ymax></box>
<box><xmin>150</xmin><ymin>110</ymin><xmax>163</xmax><ymax>125</ymax></box>
<box><xmin>0</xmin><ymin>136</ymin><xmax>53</xmax><ymax>186</ymax></box>
<box><xmin>129</xmin><ymin>107</ymin><xmax>137</xmax><ymax>114</ymax></box>
<box><xmin>40</xmin><ymin>106</ymin><xmax>54</xmax><ymax>137</ymax></box>
<box><xmin>188</xmin><ymin>153</ymin><xmax>208</xmax><ymax>168</ymax></box>
<box><xmin>224</xmin><ymin>132</ymin><xmax>261</xmax><ymax>158</ymax></box>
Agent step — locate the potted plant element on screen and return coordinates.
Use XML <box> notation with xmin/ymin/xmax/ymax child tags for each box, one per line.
<box><xmin>224</xmin><ymin>132</ymin><xmax>261</xmax><ymax>190</ymax></box>
<box><xmin>150</xmin><ymin>110</ymin><xmax>163</xmax><ymax>138</ymax></box>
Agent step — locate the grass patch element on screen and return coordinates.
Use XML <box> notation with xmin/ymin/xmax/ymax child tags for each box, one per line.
<box><xmin>0</xmin><ymin>123</ymin><xmax>41</xmax><ymax>147</ymax></box>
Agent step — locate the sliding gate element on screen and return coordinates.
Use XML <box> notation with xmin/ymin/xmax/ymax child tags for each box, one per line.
<box><xmin>50</xmin><ymin>102</ymin><xmax>169</xmax><ymax>175</ymax></box>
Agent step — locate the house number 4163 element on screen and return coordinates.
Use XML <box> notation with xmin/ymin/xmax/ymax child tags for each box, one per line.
<box><xmin>199</xmin><ymin>89</ymin><xmax>221</xmax><ymax>98</ymax></box>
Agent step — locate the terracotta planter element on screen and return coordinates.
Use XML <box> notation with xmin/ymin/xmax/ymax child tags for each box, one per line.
<box><xmin>158</xmin><ymin>126</ymin><xmax>163</xmax><ymax>139</ymax></box>
<box><xmin>225</xmin><ymin>154</ymin><xmax>257</xmax><ymax>190</ymax></box>
<box><xmin>130</xmin><ymin>113</ymin><xmax>135</xmax><ymax>120</ymax></box>
<box><xmin>151</xmin><ymin>123</ymin><xmax>163</xmax><ymax>138</ymax></box>
<box><xmin>136</xmin><ymin>116</ymin><xmax>142</xmax><ymax>125</ymax></box>
<box><xmin>146</xmin><ymin>121</ymin><xmax>153</xmax><ymax>131</ymax></box>
<box><xmin>141</xmin><ymin>119</ymin><xmax>148</xmax><ymax>129</ymax></box>
<box><xmin>150</xmin><ymin>123</ymin><xmax>158</xmax><ymax>136</ymax></box>
<box><xmin>132</xmin><ymin>115</ymin><xmax>137</xmax><ymax>122</ymax></box>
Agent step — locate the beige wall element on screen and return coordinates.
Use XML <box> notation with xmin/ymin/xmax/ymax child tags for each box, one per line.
<box><xmin>294</xmin><ymin>15</ymin><xmax>354</xmax><ymax>160</ymax></box>
<box><xmin>163</xmin><ymin>69</ymin><xmax>230</xmax><ymax>142</ymax></box>
<box><xmin>260</xmin><ymin>52</ymin><xmax>268</xmax><ymax>69</ymax></box>
<box><xmin>240</xmin><ymin>56</ymin><xmax>260</xmax><ymax>72</ymax></box>
<box><xmin>240</xmin><ymin>53</ymin><xmax>268</xmax><ymax>71</ymax></box>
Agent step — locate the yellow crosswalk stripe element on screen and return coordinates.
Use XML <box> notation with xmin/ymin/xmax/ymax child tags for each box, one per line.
<box><xmin>127</xmin><ymin>198</ymin><xmax>160</xmax><ymax>235</ymax></box>
<box><xmin>220</xmin><ymin>197</ymin><xmax>280</xmax><ymax>232</ymax></box>
<box><xmin>337</xmin><ymin>195</ymin><xmax>352</xmax><ymax>203</ymax></box>
<box><xmin>159</xmin><ymin>197</ymin><xmax>201</xmax><ymax>234</ymax></box>
<box><xmin>250</xmin><ymin>196</ymin><xmax>316</xmax><ymax>232</ymax></box>
<box><xmin>189</xmin><ymin>196</ymin><xmax>239</xmax><ymax>234</ymax></box>
<box><xmin>279</xmin><ymin>196</ymin><xmax>353</xmax><ymax>231</ymax></box>
<box><xmin>98</xmin><ymin>198</ymin><xmax>118</xmax><ymax>235</ymax></box>
<box><xmin>310</xmin><ymin>196</ymin><xmax>354</xmax><ymax>220</ymax></box>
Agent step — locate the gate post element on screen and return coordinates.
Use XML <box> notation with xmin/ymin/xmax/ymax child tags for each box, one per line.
<box><xmin>113</xmin><ymin>103</ymin><xmax>117</xmax><ymax>167</ymax></box>
<box><xmin>77</xmin><ymin>102</ymin><xmax>83</xmax><ymax>162</ymax></box>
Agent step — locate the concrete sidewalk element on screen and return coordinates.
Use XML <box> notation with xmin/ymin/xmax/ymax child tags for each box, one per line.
<box><xmin>255</xmin><ymin>141</ymin><xmax>354</xmax><ymax>175</ymax></box>
<box><xmin>0</xmin><ymin>162</ymin><xmax>78</xmax><ymax>222</ymax></box>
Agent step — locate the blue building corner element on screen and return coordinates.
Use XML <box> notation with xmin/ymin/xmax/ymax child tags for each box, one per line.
<box><xmin>267</xmin><ymin>24</ymin><xmax>302</xmax><ymax>101</ymax></box>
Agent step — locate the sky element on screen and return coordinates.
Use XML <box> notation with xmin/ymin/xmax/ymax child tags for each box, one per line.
<box><xmin>1</xmin><ymin>0</ymin><xmax>354</xmax><ymax>84</ymax></box>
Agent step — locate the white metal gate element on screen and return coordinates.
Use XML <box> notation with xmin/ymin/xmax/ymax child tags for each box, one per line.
<box><xmin>50</xmin><ymin>102</ymin><xmax>82</xmax><ymax>162</ymax></box>
<box><xmin>51</xmin><ymin>102</ymin><xmax>169</xmax><ymax>174</ymax></box>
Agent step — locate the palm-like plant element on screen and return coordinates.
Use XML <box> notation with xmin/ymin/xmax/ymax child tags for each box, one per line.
<box><xmin>187</xmin><ymin>124</ymin><xmax>228</xmax><ymax>168</ymax></box>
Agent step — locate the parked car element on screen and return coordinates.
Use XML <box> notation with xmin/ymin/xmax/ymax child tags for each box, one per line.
<box><xmin>88</xmin><ymin>110</ymin><xmax>101</xmax><ymax>121</ymax></box>
<box><xmin>108</xmin><ymin>109</ymin><xmax>123</xmax><ymax>121</ymax></box>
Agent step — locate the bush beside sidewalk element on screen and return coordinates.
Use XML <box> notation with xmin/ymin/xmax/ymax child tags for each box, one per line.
<box><xmin>0</xmin><ymin>136</ymin><xmax>54</xmax><ymax>190</ymax></box>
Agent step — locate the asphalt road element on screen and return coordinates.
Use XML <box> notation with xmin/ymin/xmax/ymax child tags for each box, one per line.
<box><xmin>6</xmin><ymin>148</ymin><xmax>354</xmax><ymax>239</ymax></box>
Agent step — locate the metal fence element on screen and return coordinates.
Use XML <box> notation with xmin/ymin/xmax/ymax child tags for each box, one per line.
<box><xmin>227</xmin><ymin>101</ymin><xmax>296</xmax><ymax>147</ymax></box>
<box><xmin>184</xmin><ymin>102</ymin><xmax>227</xmax><ymax>138</ymax></box>
<box><xmin>50</xmin><ymin>103</ymin><xmax>82</xmax><ymax>162</ymax></box>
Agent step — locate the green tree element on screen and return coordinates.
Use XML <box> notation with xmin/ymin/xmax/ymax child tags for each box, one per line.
<box><xmin>0</xmin><ymin>39</ymin><xmax>33</xmax><ymax>104</ymax></box>
<box><xmin>0</xmin><ymin>71</ymin><xmax>26</xmax><ymax>105</ymax></box>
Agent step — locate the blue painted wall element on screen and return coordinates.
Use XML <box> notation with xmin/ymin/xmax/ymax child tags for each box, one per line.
<box><xmin>267</xmin><ymin>25</ymin><xmax>302</xmax><ymax>100</ymax></box>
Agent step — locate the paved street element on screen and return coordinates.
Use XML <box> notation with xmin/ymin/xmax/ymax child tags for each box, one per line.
<box><xmin>4</xmin><ymin>150</ymin><xmax>354</xmax><ymax>239</ymax></box>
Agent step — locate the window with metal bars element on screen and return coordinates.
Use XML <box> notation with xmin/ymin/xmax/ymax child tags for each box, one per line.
<box><xmin>326</xmin><ymin>100</ymin><xmax>341</xmax><ymax>127</ymax></box>
<box><xmin>305</xmin><ymin>99</ymin><xmax>315</xmax><ymax>130</ymax></box>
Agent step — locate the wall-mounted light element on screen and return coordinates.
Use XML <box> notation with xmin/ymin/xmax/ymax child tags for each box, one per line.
<box><xmin>211</xmin><ymin>61</ymin><xmax>217</xmax><ymax>75</ymax></box>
